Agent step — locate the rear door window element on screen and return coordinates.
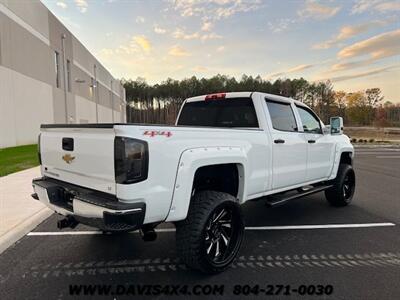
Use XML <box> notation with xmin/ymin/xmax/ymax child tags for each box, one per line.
<box><xmin>265</xmin><ymin>100</ymin><xmax>298</xmax><ymax>132</ymax></box>
<box><xmin>177</xmin><ymin>98</ymin><xmax>259</xmax><ymax>128</ymax></box>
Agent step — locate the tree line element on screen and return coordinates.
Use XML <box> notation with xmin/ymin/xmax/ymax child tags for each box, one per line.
<box><xmin>122</xmin><ymin>75</ymin><xmax>400</xmax><ymax>127</ymax></box>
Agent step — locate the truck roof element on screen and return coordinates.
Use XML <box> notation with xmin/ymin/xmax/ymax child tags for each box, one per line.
<box><xmin>185</xmin><ymin>91</ymin><xmax>308</xmax><ymax>108</ymax></box>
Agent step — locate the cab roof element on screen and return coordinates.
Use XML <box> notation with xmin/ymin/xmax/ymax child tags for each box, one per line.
<box><xmin>185</xmin><ymin>91</ymin><xmax>308</xmax><ymax>108</ymax></box>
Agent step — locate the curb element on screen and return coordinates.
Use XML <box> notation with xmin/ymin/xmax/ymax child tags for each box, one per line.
<box><xmin>0</xmin><ymin>208</ymin><xmax>53</xmax><ymax>255</ymax></box>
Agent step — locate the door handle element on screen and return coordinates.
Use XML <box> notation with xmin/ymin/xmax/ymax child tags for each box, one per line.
<box><xmin>308</xmin><ymin>140</ymin><xmax>316</xmax><ymax>144</ymax></box>
<box><xmin>274</xmin><ymin>139</ymin><xmax>285</xmax><ymax>144</ymax></box>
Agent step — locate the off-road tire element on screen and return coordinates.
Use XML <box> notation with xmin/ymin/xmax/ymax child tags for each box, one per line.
<box><xmin>175</xmin><ymin>190</ymin><xmax>244</xmax><ymax>273</ymax></box>
<box><xmin>325</xmin><ymin>164</ymin><xmax>356</xmax><ymax>207</ymax></box>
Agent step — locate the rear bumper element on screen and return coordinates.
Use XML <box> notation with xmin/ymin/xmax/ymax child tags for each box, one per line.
<box><xmin>32</xmin><ymin>177</ymin><xmax>145</xmax><ymax>231</ymax></box>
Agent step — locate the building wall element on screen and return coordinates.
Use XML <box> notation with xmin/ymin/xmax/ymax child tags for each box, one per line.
<box><xmin>0</xmin><ymin>0</ymin><xmax>126</xmax><ymax>148</ymax></box>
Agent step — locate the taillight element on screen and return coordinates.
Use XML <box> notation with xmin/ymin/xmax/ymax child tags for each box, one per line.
<box><xmin>114</xmin><ymin>137</ymin><xmax>148</xmax><ymax>184</ymax></box>
<box><xmin>38</xmin><ymin>134</ymin><xmax>42</xmax><ymax>164</ymax></box>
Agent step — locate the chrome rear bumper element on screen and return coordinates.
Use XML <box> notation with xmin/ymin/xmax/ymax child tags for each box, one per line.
<box><xmin>32</xmin><ymin>177</ymin><xmax>145</xmax><ymax>231</ymax></box>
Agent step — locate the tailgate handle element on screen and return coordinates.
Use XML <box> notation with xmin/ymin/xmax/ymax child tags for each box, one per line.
<box><xmin>62</xmin><ymin>138</ymin><xmax>74</xmax><ymax>151</ymax></box>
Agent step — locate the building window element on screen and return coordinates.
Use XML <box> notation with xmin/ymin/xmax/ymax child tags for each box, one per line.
<box><xmin>54</xmin><ymin>51</ymin><xmax>60</xmax><ymax>88</ymax></box>
<box><xmin>66</xmin><ymin>59</ymin><xmax>71</xmax><ymax>92</ymax></box>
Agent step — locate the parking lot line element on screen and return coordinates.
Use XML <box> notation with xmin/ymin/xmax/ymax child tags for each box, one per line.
<box><xmin>27</xmin><ymin>222</ymin><xmax>395</xmax><ymax>236</ymax></box>
<box><xmin>245</xmin><ymin>222</ymin><xmax>395</xmax><ymax>230</ymax></box>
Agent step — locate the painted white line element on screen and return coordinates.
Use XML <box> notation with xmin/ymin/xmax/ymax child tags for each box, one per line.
<box><xmin>376</xmin><ymin>156</ymin><xmax>400</xmax><ymax>159</ymax></box>
<box><xmin>27</xmin><ymin>222</ymin><xmax>395</xmax><ymax>236</ymax></box>
<box><xmin>245</xmin><ymin>223</ymin><xmax>395</xmax><ymax>230</ymax></box>
<box><xmin>28</xmin><ymin>231</ymin><xmax>103</xmax><ymax>236</ymax></box>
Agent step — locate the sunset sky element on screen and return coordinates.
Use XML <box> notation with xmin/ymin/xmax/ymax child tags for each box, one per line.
<box><xmin>42</xmin><ymin>0</ymin><xmax>400</xmax><ymax>102</ymax></box>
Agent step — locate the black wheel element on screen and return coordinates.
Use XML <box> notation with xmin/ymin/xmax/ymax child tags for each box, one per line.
<box><xmin>175</xmin><ymin>191</ymin><xmax>244</xmax><ymax>274</ymax></box>
<box><xmin>325</xmin><ymin>164</ymin><xmax>356</xmax><ymax>207</ymax></box>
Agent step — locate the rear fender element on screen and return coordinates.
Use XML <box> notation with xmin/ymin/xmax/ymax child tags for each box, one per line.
<box><xmin>165</xmin><ymin>146</ymin><xmax>247</xmax><ymax>222</ymax></box>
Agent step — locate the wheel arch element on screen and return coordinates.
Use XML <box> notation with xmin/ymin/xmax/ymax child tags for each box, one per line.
<box><xmin>165</xmin><ymin>147</ymin><xmax>247</xmax><ymax>222</ymax></box>
<box><xmin>328</xmin><ymin>146</ymin><xmax>354</xmax><ymax>180</ymax></box>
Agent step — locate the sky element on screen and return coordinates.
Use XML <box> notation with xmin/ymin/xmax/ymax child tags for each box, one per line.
<box><xmin>42</xmin><ymin>0</ymin><xmax>400</xmax><ymax>102</ymax></box>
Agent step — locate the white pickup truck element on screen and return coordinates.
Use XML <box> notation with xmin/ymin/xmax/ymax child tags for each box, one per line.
<box><xmin>32</xmin><ymin>92</ymin><xmax>355</xmax><ymax>273</ymax></box>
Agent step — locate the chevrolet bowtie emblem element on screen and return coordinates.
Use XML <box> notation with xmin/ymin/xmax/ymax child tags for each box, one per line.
<box><xmin>62</xmin><ymin>154</ymin><xmax>75</xmax><ymax>164</ymax></box>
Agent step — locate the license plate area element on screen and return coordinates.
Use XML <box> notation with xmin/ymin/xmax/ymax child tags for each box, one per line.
<box><xmin>47</xmin><ymin>186</ymin><xmax>74</xmax><ymax>212</ymax></box>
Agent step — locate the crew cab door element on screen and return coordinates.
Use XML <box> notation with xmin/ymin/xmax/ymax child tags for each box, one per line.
<box><xmin>265</xmin><ymin>99</ymin><xmax>307</xmax><ymax>189</ymax></box>
<box><xmin>294</xmin><ymin>105</ymin><xmax>336</xmax><ymax>181</ymax></box>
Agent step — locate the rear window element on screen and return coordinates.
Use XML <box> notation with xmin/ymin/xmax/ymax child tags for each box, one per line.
<box><xmin>177</xmin><ymin>98</ymin><xmax>259</xmax><ymax>128</ymax></box>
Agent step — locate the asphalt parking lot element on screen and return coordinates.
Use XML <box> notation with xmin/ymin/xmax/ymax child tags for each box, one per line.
<box><xmin>1</xmin><ymin>146</ymin><xmax>399</xmax><ymax>299</ymax></box>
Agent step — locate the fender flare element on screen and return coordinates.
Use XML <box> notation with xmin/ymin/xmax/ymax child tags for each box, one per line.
<box><xmin>328</xmin><ymin>145</ymin><xmax>354</xmax><ymax>180</ymax></box>
<box><xmin>165</xmin><ymin>146</ymin><xmax>248</xmax><ymax>222</ymax></box>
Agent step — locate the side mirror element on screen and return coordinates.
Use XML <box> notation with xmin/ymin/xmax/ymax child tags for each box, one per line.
<box><xmin>330</xmin><ymin>117</ymin><xmax>343</xmax><ymax>135</ymax></box>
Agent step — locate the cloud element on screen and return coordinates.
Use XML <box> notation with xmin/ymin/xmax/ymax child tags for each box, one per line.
<box><xmin>216</xmin><ymin>46</ymin><xmax>225</xmax><ymax>52</ymax></box>
<box><xmin>376</xmin><ymin>1</ymin><xmax>400</xmax><ymax>12</ymax></box>
<box><xmin>169</xmin><ymin>0</ymin><xmax>262</xmax><ymax>21</ymax></box>
<box><xmin>338</xmin><ymin>29</ymin><xmax>400</xmax><ymax>59</ymax></box>
<box><xmin>172</xmin><ymin>28</ymin><xmax>222</xmax><ymax>41</ymax></box>
<box><xmin>135</xmin><ymin>16</ymin><xmax>145</xmax><ymax>24</ymax></box>
<box><xmin>168</xmin><ymin>45</ymin><xmax>191</xmax><ymax>57</ymax></box>
<box><xmin>312</xmin><ymin>20</ymin><xmax>388</xmax><ymax>49</ymax></box>
<box><xmin>192</xmin><ymin>66</ymin><xmax>208</xmax><ymax>72</ymax></box>
<box><xmin>298</xmin><ymin>0</ymin><xmax>341</xmax><ymax>20</ymax></box>
<box><xmin>201</xmin><ymin>21</ymin><xmax>213</xmax><ymax>31</ymax></box>
<box><xmin>331</xmin><ymin>60</ymin><xmax>374</xmax><ymax>71</ymax></box>
<box><xmin>324</xmin><ymin>65</ymin><xmax>398</xmax><ymax>82</ymax></box>
<box><xmin>267</xmin><ymin>64</ymin><xmax>314</xmax><ymax>78</ymax></box>
<box><xmin>56</xmin><ymin>1</ymin><xmax>67</xmax><ymax>9</ymax></box>
<box><xmin>200</xmin><ymin>32</ymin><xmax>222</xmax><ymax>41</ymax></box>
<box><xmin>172</xmin><ymin>28</ymin><xmax>200</xmax><ymax>40</ymax></box>
<box><xmin>268</xmin><ymin>18</ymin><xmax>296</xmax><ymax>33</ymax></box>
<box><xmin>351</xmin><ymin>0</ymin><xmax>400</xmax><ymax>14</ymax></box>
<box><xmin>154</xmin><ymin>24</ymin><xmax>167</xmax><ymax>34</ymax></box>
<box><xmin>74</xmin><ymin>0</ymin><xmax>88</xmax><ymax>13</ymax></box>
<box><xmin>132</xmin><ymin>35</ymin><xmax>152</xmax><ymax>53</ymax></box>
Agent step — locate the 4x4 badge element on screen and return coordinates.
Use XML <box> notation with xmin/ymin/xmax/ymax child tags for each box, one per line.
<box><xmin>62</xmin><ymin>154</ymin><xmax>75</xmax><ymax>164</ymax></box>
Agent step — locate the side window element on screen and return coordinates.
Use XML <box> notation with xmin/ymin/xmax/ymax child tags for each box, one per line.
<box><xmin>296</xmin><ymin>106</ymin><xmax>322</xmax><ymax>134</ymax></box>
<box><xmin>265</xmin><ymin>100</ymin><xmax>298</xmax><ymax>132</ymax></box>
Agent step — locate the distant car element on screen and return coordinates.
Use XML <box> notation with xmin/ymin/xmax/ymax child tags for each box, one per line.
<box><xmin>32</xmin><ymin>92</ymin><xmax>355</xmax><ymax>273</ymax></box>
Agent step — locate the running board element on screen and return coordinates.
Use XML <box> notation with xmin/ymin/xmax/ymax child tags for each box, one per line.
<box><xmin>265</xmin><ymin>185</ymin><xmax>333</xmax><ymax>207</ymax></box>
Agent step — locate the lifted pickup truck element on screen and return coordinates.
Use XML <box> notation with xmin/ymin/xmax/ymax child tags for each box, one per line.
<box><xmin>32</xmin><ymin>92</ymin><xmax>355</xmax><ymax>273</ymax></box>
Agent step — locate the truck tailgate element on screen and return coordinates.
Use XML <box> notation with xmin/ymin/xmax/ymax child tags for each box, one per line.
<box><xmin>40</xmin><ymin>127</ymin><xmax>116</xmax><ymax>194</ymax></box>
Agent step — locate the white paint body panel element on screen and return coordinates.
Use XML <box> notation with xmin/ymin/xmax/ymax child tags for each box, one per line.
<box><xmin>38</xmin><ymin>92</ymin><xmax>354</xmax><ymax>225</ymax></box>
<box><xmin>40</xmin><ymin>128</ymin><xmax>116</xmax><ymax>194</ymax></box>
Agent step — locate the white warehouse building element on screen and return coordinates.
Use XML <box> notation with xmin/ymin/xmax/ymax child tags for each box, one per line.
<box><xmin>0</xmin><ymin>0</ymin><xmax>126</xmax><ymax>148</ymax></box>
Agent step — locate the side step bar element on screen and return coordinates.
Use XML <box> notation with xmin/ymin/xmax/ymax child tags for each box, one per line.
<box><xmin>265</xmin><ymin>185</ymin><xmax>333</xmax><ymax>207</ymax></box>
